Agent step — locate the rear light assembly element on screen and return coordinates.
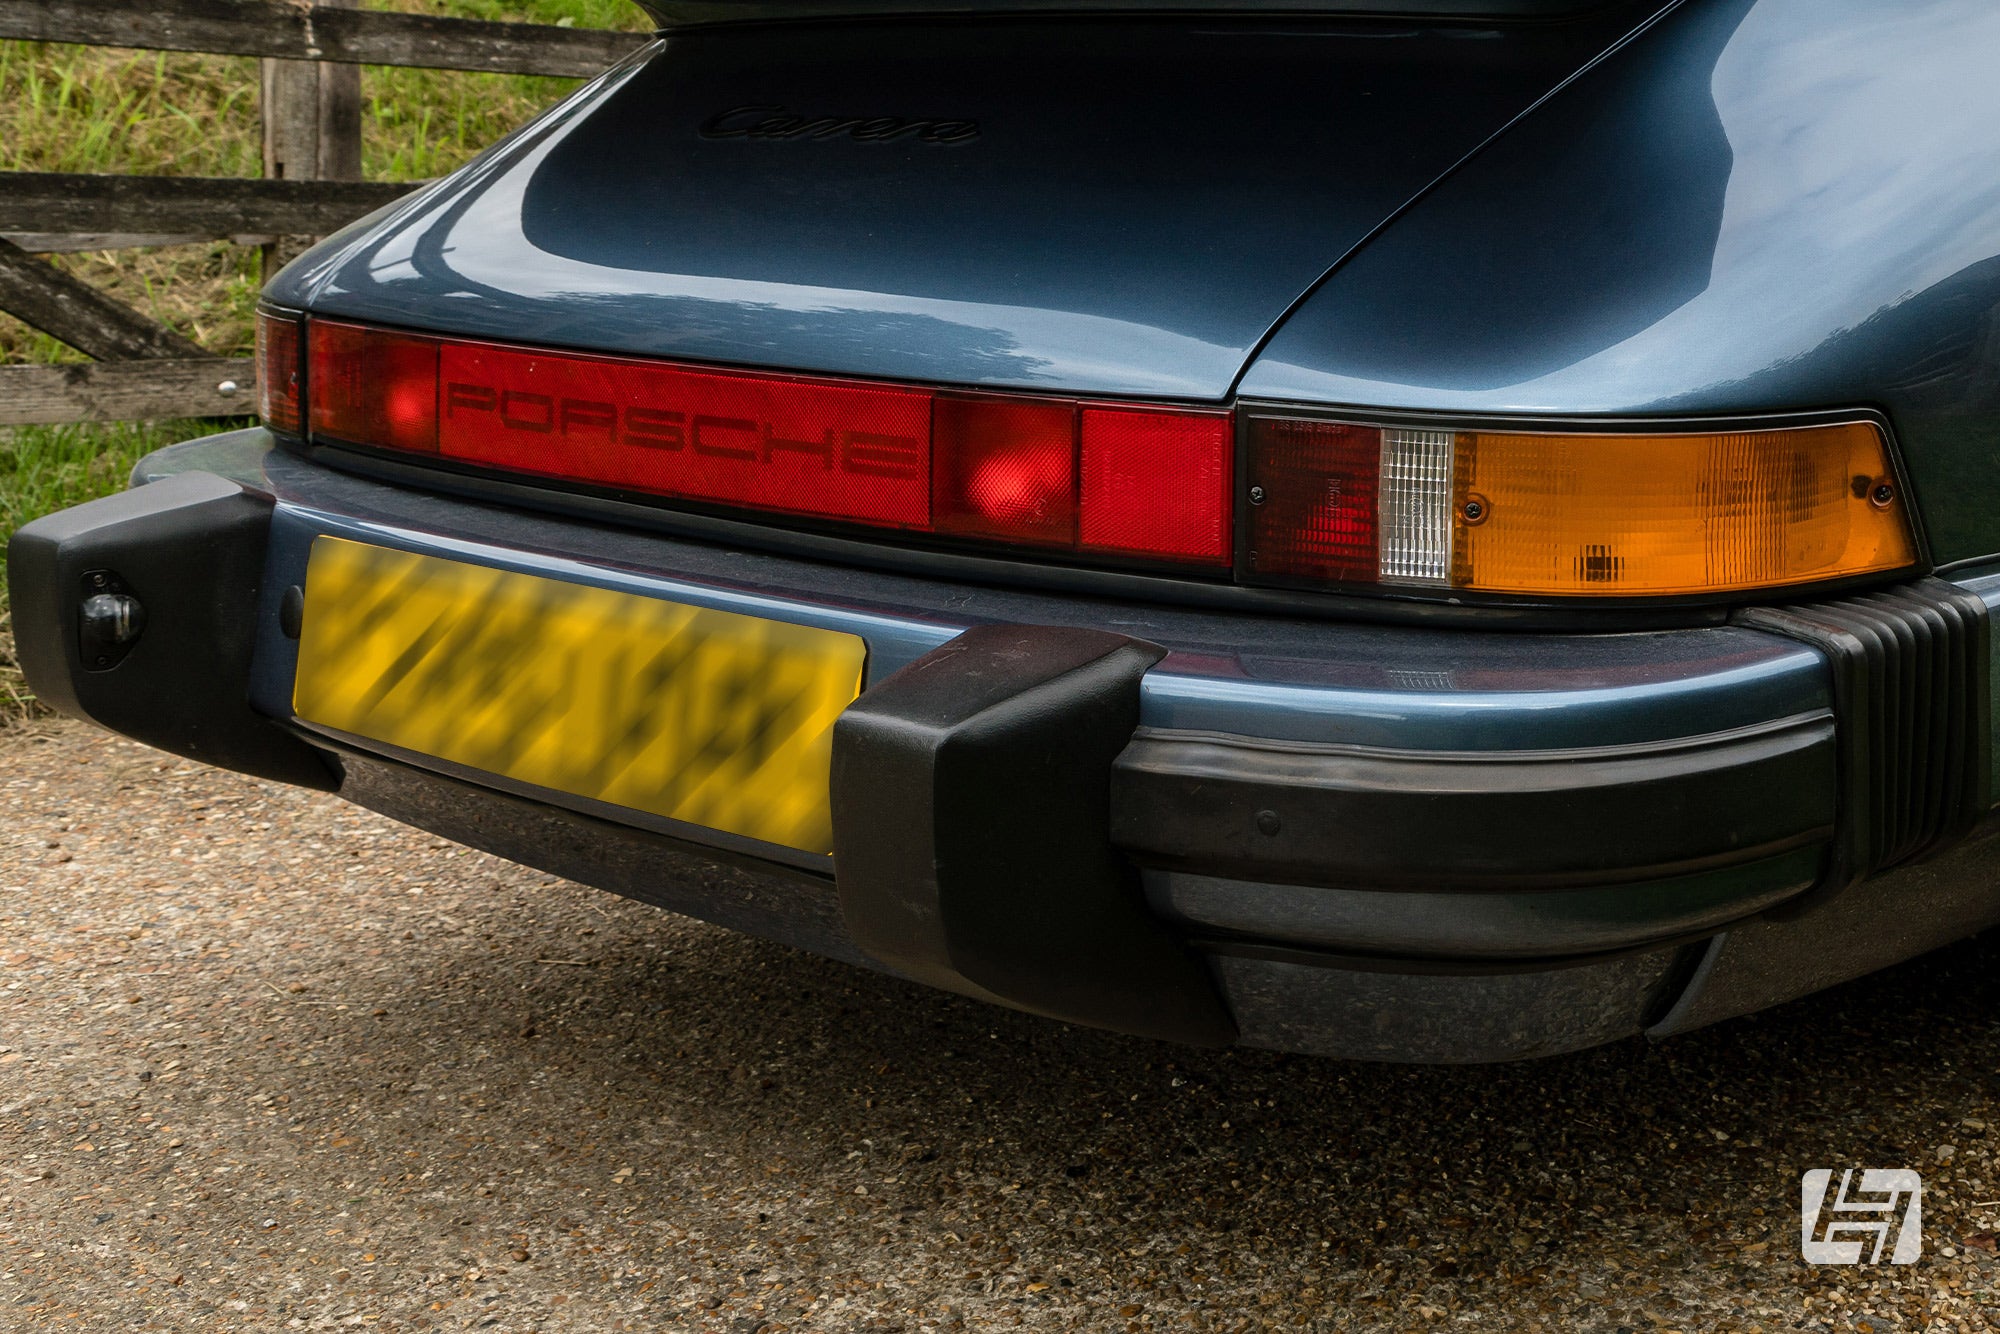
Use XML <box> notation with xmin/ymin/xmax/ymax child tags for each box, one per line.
<box><xmin>259</xmin><ymin>310</ymin><xmax>1920</xmax><ymax>601</ymax></box>
<box><xmin>290</xmin><ymin>316</ymin><xmax>1232</xmax><ymax>571</ymax></box>
<box><xmin>1246</xmin><ymin>415</ymin><xmax>1918</xmax><ymax>597</ymax></box>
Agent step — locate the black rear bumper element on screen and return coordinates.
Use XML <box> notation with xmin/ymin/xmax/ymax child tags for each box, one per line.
<box><xmin>10</xmin><ymin>454</ymin><xmax>1999</xmax><ymax>1061</ymax></box>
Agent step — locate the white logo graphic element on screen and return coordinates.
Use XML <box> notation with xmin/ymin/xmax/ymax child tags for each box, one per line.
<box><xmin>1801</xmin><ymin>1169</ymin><xmax>1922</xmax><ymax>1265</ymax></box>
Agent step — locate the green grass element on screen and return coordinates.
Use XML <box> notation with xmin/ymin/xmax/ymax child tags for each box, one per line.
<box><xmin>0</xmin><ymin>0</ymin><xmax>652</xmax><ymax>722</ymax></box>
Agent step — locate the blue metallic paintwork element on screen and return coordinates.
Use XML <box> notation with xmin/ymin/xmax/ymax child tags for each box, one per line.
<box><xmin>1138</xmin><ymin>647</ymin><xmax>1825</xmax><ymax>751</ymax></box>
<box><xmin>266</xmin><ymin>10</ymin><xmax>1659</xmax><ymax>399</ymax></box>
<box><xmin>148</xmin><ymin>431</ymin><xmax>1831</xmax><ymax>756</ymax></box>
<box><xmin>1243</xmin><ymin>0</ymin><xmax>2000</xmax><ymax>565</ymax></box>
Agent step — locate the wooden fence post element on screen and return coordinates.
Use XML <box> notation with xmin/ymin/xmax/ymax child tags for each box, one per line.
<box><xmin>261</xmin><ymin>0</ymin><xmax>363</xmax><ymax>283</ymax></box>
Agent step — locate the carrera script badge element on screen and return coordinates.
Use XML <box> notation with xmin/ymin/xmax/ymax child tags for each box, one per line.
<box><xmin>699</xmin><ymin>105</ymin><xmax>979</xmax><ymax>144</ymax></box>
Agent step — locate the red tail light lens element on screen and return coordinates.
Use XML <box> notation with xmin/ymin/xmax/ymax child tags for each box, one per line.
<box><xmin>1082</xmin><ymin>406</ymin><xmax>1235</xmax><ymax>561</ymax></box>
<box><xmin>256</xmin><ymin>311</ymin><xmax>303</xmax><ymax>435</ymax></box>
<box><xmin>437</xmin><ymin>339</ymin><xmax>932</xmax><ymax>528</ymax></box>
<box><xmin>301</xmin><ymin>320</ymin><xmax>1233</xmax><ymax>570</ymax></box>
<box><xmin>308</xmin><ymin>321</ymin><xmax>440</xmax><ymax>455</ymax></box>
<box><xmin>933</xmin><ymin>395</ymin><xmax>1078</xmax><ymax>545</ymax></box>
<box><xmin>1245</xmin><ymin>417</ymin><xmax>1381</xmax><ymax>583</ymax></box>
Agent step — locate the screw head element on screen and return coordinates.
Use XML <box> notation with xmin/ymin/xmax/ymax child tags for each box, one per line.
<box><xmin>1871</xmin><ymin>482</ymin><xmax>1897</xmax><ymax>508</ymax></box>
<box><xmin>1461</xmin><ymin>496</ymin><xmax>1489</xmax><ymax>525</ymax></box>
<box><xmin>1255</xmin><ymin>809</ymin><xmax>1282</xmax><ymax>837</ymax></box>
<box><xmin>1248</xmin><ymin>485</ymin><xmax>1267</xmax><ymax>506</ymax></box>
<box><xmin>216</xmin><ymin>379</ymin><xmax>240</xmax><ymax>398</ymax></box>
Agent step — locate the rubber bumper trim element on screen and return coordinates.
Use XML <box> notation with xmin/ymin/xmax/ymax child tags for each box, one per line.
<box><xmin>6</xmin><ymin>471</ymin><xmax>335</xmax><ymax>789</ymax></box>
<box><xmin>1734</xmin><ymin>578</ymin><xmax>1992</xmax><ymax>899</ymax></box>
<box><xmin>830</xmin><ymin>623</ymin><xmax>1237</xmax><ymax>1048</ymax></box>
<box><xmin>1109</xmin><ymin>711</ymin><xmax>1835</xmax><ymax>891</ymax></box>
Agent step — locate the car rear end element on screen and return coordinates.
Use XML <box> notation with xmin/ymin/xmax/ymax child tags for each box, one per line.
<box><xmin>13</xmin><ymin>0</ymin><xmax>2000</xmax><ymax>1061</ymax></box>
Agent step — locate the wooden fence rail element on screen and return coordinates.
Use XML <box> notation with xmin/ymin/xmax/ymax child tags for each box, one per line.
<box><xmin>0</xmin><ymin>172</ymin><xmax>417</xmax><ymax>242</ymax></box>
<box><xmin>0</xmin><ymin>0</ymin><xmax>646</xmax><ymax>427</ymax></box>
<box><xmin>0</xmin><ymin>359</ymin><xmax>255</xmax><ymax>426</ymax></box>
<box><xmin>0</xmin><ymin>0</ymin><xmax>648</xmax><ymax>78</ymax></box>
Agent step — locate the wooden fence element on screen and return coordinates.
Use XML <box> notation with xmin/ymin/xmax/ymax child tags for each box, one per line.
<box><xmin>0</xmin><ymin>0</ymin><xmax>648</xmax><ymax>427</ymax></box>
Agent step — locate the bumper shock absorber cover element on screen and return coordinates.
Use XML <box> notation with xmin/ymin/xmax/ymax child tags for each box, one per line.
<box><xmin>1735</xmin><ymin>578</ymin><xmax>1992</xmax><ymax>898</ymax></box>
<box><xmin>6</xmin><ymin>471</ymin><xmax>335</xmax><ymax>789</ymax></box>
<box><xmin>830</xmin><ymin>624</ymin><xmax>1237</xmax><ymax>1047</ymax></box>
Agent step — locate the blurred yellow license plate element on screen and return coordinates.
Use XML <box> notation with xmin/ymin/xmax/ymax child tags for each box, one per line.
<box><xmin>292</xmin><ymin>537</ymin><xmax>865</xmax><ymax>854</ymax></box>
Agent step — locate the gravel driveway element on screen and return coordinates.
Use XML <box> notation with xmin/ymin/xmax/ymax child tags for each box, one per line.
<box><xmin>4</xmin><ymin>719</ymin><xmax>2000</xmax><ymax>1332</ymax></box>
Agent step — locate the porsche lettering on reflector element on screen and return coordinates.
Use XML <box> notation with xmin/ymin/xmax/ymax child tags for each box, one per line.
<box><xmin>292</xmin><ymin>537</ymin><xmax>865</xmax><ymax>854</ymax></box>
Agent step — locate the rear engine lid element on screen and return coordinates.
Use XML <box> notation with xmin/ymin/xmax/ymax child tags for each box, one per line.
<box><xmin>285</xmin><ymin>9</ymin><xmax>1659</xmax><ymax>400</ymax></box>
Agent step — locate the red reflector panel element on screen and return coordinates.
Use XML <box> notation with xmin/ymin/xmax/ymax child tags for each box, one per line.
<box><xmin>933</xmin><ymin>395</ymin><xmax>1076</xmax><ymax>545</ymax></box>
<box><xmin>299</xmin><ymin>320</ymin><xmax>1238</xmax><ymax>574</ymax></box>
<box><xmin>257</xmin><ymin>312</ymin><xmax>303</xmax><ymax>435</ymax></box>
<box><xmin>308</xmin><ymin>321</ymin><xmax>440</xmax><ymax>454</ymax></box>
<box><xmin>436</xmin><ymin>341</ymin><xmax>931</xmax><ymax>528</ymax></box>
<box><xmin>1081</xmin><ymin>406</ymin><xmax>1233</xmax><ymax>564</ymax></box>
<box><xmin>1245</xmin><ymin>417</ymin><xmax>1380</xmax><ymax>582</ymax></box>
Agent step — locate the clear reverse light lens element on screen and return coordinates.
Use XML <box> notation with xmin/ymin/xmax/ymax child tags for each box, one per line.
<box><xmin>1377</xmin><ymin>427</ymin><xmax>1454</xmax><ymax>584</ymax></box>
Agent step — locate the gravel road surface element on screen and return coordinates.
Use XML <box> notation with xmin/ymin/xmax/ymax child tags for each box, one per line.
<box><xmin>5</xmin><ymin>719</ymin><xmax>2000</xmax><ymax>1332</ymax></box>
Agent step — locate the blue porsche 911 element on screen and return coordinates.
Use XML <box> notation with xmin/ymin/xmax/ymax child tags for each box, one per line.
<box><xmin>13</xmin><ymin>0</ymin><xmax>2000</xmax><ymax>1061</ymax></box>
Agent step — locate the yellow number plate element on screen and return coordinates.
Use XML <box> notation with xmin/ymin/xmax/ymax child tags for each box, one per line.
<box><xmin>292</xmin><ymin>537</ymin><xmax>865</xmax><ymax>854</ymax></box>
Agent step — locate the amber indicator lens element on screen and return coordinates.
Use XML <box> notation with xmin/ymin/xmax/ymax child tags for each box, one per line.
<box><xmin>256</xmin><ymin>311</ymin><xmax>304</xmax><ymax>435</ymax></box>
<box><xmin>1451</xmin><ymin>424</ymin><xmax>1916</xmax><ymax>596</ymax></box>
<box><xmin>1246</xmin><ymin>414</ymin><xmax>1918</xmax><ymax>598</ymax></box>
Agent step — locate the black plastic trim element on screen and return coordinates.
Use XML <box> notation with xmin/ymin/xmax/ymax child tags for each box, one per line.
<box><xmin>5</xmin><ymin>471</ymin><xmax>335</xmax><ymax>789</ymax></box>
<box><xmin>830</xmin><ymin>623</ymin><xmax>1237</xmax><ymax>1046</ymax></box>
<box><xmin>1110</xmin><ymin>711</ymin><xmax>1836</xmax><ymax>891</ymax></box>
<box><xmin>1735</xmin><ymin>577</ymin><xmax>1992</xmax><ymax>903</ymax></box>
<box><xmin>328</xmin><ymin>746</ymin><xmax>875</xmax><ymax>971</ymax></box>
<box><xmin>1197</xmin><ymin>934</ymin><xmax>1710</xmax><ymax>978</ymax></box>
<box><xmin>291</xmin><ymin>722</ymin><xmax>837</xmax><ymax>881</ymax></box>
<box><xmin>1144</xmin><ymin>845</ymin><xmax>1820</xmax><ymax>960</ymax></box>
